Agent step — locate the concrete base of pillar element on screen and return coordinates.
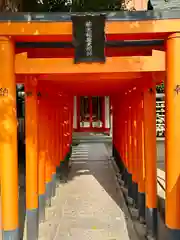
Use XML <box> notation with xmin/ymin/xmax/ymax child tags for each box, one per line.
<box><xmin>56</xmin><ymin>145</ymin><xmax>72</xmax><ymax>183</ymax></box>
<box><xmin>112</xmin><ymin>144</ymin><xmax>125</xmax><ymax>173</ymax></box>
<box><xmin>132</xmin><ymin>181</ymin><xmax>138</xmax><ymax>208</ymax></box>
<box><xmin>45</xmin><ymin>181</ymin><xmax>52</xmax><ymax>207</ymax></box>
<box><xmin>56</xmin><ymin>165</ymin><xmax>61</xmax><ymax>187</ymax></box>
<box><xmin>112</xmin><ymin>145</ymin><xmax>135</xmax><ymax>205</ymax></box>
<box><xmin>26</xmin><ymin>209</ymin><xmax>39</xmax><ymax>240</ymax></box>
<box><xmin>39</xmin><ymin>194</ymin><xmax>45</xmax><ymax>223</ymax></box>
<box><xmin>51</xmin><ymin>173</ymin><xmax>56</xmax><ymax>198</ymax></box>
<box><xmin>145</xmin><ymin>207</ymin><xmax>158</xmax><ymax>238</ymax></box>
<box><xmin>138</xmin><ymin>192</ymin><xmax>146</xmax><ymax>223</ymax></box>
<box><xmin>123</xmin><ymin>168</ymin><xmax>128</xmax><ymax>187</ymax></box>
<box><xmin>3</xmin><ymin>229</ymin><xmax>19</xmax><ymax>240</ymax></box>
<box><xmin>127</xmin><ymin>173</ymin><xmax>134</xmax><ymax>202</ymax></box>
<box><xmin>166</xmin><ymin>227</ymin><xmax>180</xmax><ymax>240</ymax></box>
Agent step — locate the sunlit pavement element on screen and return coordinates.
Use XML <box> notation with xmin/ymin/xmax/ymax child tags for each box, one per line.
<box><xmin>39</xmin><ymin>143</ymin><xmax>138</xmax><ymax>240</ymax></box>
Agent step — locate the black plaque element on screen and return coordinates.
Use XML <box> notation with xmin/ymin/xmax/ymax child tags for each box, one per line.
<box><xmin>71</xmin><ymin>14</ymin><xmax>106</xmax><ymax>63</ymax></box>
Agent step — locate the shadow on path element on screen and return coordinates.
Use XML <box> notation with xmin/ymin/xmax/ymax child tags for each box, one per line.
<box><xmin>60</xmin><ymin>143</ymin><xmax>142</xmax><ymax>240</ymax></box>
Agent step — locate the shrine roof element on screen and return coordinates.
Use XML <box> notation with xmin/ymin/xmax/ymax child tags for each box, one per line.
<box><xmin>0</xmin><ymin>9</ymin><xmax>180</xmax><ymax>22</ymax></box>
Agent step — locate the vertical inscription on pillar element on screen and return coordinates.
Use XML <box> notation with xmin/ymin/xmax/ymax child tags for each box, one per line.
<box><xmin>71</xmin><ymin>14</ymin><xmax>106</xmax><ymax>63</ymax></box>
<box><xmin>174</xmin><ymin>84</ymin><xmax>180</xmax><ymax>95</ymax></box>
<box><xmin>0</xmin><ymin>88</ymin><xmax>8</xmax><ymax>96</ymax></box>
<box><xmin>149</xmin><ymin>88</ymin><xmax>155</xmax><ymax>94</ymax></box>
<box><xmin>26</xmin><ymin>91</ymin><xmax>33</xmax><ymax>97</ymax></box>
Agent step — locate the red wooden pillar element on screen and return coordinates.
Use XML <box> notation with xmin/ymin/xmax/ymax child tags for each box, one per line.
<box><xmin>77</xmin><ymin>96</ymin><xmax>80</xmax><ymax>130</ymax></box>
<box><xmin>51</xmin><ymin>91</ymin><xmax>58</xmax><ymax>199</ymax></box>
<box><xmin>37</xmin><ymin>85</ymin><xmax>46</xmax><ymax>223</ymax></box>
<box><xmin>67</xmin><ymin>96</ymin><xmax>71</xmax><ymax>152</ymax></box>
<box><xmin>0</xmin><ymin>36</ymin><xmax>19</xmax><ymax>240</ymax></box>
<box><xmin>144</xmin><ymin>85</ymin><xmax>157</xmax><ymax>238</ymax></box>
<box><xmin>61</xmin><ymin>95</ymin><xmax>66</xmax><ymax>162</ymax></box>
<box><xmin>165</xmin><ymin>33</ymin><xmax>180</xmax><ymax>239</ymax></box>
<box><xmin>69</xmin><ymin>95</ymin><xmax>73</xmax><ymax>146</ymax></box>
<box><xmin>120</xmin><ymin>96</ymin><xmax>124</xmax><ymax>170</ymax></box>
<box><xmin>46</xmin><ymin>88</ymin><xmax>55</xmax><ymax>206</ymax></box>
<box><xmin>102</xmin><ymin>96</ymin><xmax>105</xmax><ymax>129</ymax></box>
<box><xmin>127</xmin><ymin>90</ymin><xmax>133</xmax><ymax>200</ymax></box>
<box><xmin>64</xmin><ymin>95</ymin><xmax>69</xmax><ymax>158</ymax></box>
<box><xmin>112</xmin><ymin>95</ymin><xmax>123</xmax><ymax>170</ymax></box>
<box><xmin>89</xmin><ymin>96</ymin><xmax>93</xmax><ymax>128</ymax></box>
<box><xmin>61</xmin><ymin>97</ymin><xmax>65</xmax><ymax>161</ymax></box>
<box><xmin>137</xmin><ymin>90</ymin><xmax>146</xmax><ymax>222</ymax></box>
<box><xmin>25</xmin><ymin>77</ymin><xmax>39</xmax><ymax>240</ymax></box>
<box><xmin>58</xmin><ymin>95</ymin><xmax>63</xmax><ymax>164</ymax></box>
<box><xmin>111</xmin><ymin>96</ymin><xmax>116</xmax><ymax>158</ymax></box>
<box><xmin>120</xmin><ymin>95</ymin><xmax>125</xmax><ymax>170</ymax></box>
<box><xmin>123</xmin><ymin>92</ymin><xmax>129</xmax><ymax>187</ymax></box>
<box><xmin>42</xmin><ymin>88</ymin><xmax>52</xmax><ymax>208</ymax></box>
<box><xmin>55</xmin><ymin>93</ymin><xmax>60</xmax><ymax>167</ymax></box>
<box><xmin>131</xmin><ymin>89</ymin><xmax>138</xmax><ymax>206</ymax></box>
<box><xmin>57</xmin><ymin>93</ymin><xmax>62</xmax><ymax>166</ymax></box>
<box><xmin>65</xmin><ymin>106</ymin><xmax>69</xmax><ymax>156</ymax></box>
<box><xmin>63</xmin><ymin>103</ymin><xmax>67</xmax><ymax>159</ymax></box>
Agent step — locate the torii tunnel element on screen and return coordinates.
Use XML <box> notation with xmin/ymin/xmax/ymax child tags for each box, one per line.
<box><xmin>0</xmin><ymin>10</ymin><xmax>180</xmax><ymax>240</ymax></box>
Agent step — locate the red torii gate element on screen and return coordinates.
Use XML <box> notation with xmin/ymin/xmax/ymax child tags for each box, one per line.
<box><xmin>0</xmin><ymin>9</ymin><xmax>179</xmax><ymax>240</ymax></box>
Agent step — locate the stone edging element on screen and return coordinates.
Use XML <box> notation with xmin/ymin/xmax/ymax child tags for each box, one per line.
<box><xmin>109</xmin><ymin>156</ymin><xmax>141</xmax><ymax>240</ymax></box>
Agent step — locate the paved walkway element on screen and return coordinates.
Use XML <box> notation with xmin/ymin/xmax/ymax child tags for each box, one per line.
<box><xmin>39</xmin><ymin>143</ymin><xmax>138</xmax><ymax>240</ymax></box>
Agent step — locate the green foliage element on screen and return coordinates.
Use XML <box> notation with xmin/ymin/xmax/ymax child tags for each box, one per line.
<box><xmin>32</xmin><ymin>0</ymin><xmax>170</xmax><ymax>12</ymax></box>
<box><xmin>25</xmin><ymin>0</ymin><xmax>122</xmax><ymax>12</ymax></box>
<box><xmin>156</xmin><ymin>82</ymin><xmax>164</xmax><ymax>93</ymax></box>
<box><xmin>68</xmin><ymin>0</ymin><xmax>121</xmax><ymax>12</ymax></box>
<box><xmin>45</xmin><ymin>0</ymin><xmax>70</xmax><ymax>12</ymax></box>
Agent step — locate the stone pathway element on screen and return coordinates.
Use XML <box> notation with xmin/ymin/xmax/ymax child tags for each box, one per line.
<box><xmin>39</xmin><ymin>143</ymin><xmax>138</xmax><ymax>240</ymax></box>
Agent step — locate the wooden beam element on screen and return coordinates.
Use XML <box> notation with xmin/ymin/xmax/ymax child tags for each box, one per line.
<box><xmin>0</xmin><ymin>18</ymin><xmax>180</xmax><ymax>41</ymax></box>
<box><xmin>15</xmin><ymin>46</ymin><xmax>163</xmax><ymax>58</ymax></box>
<box><xmin>15</xmin><ymin>54</ymin><xmax>165</xmax><ymax>74</ymax></box>
<box><xmin>15</xmin><ymin>72</ymin><xmax>143</xmax><ymax>85</ymax></box>
<box><xmin>39</xmin><ymin>72</ymin><xmax>143</xmax><ymax>81</ymax></box>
